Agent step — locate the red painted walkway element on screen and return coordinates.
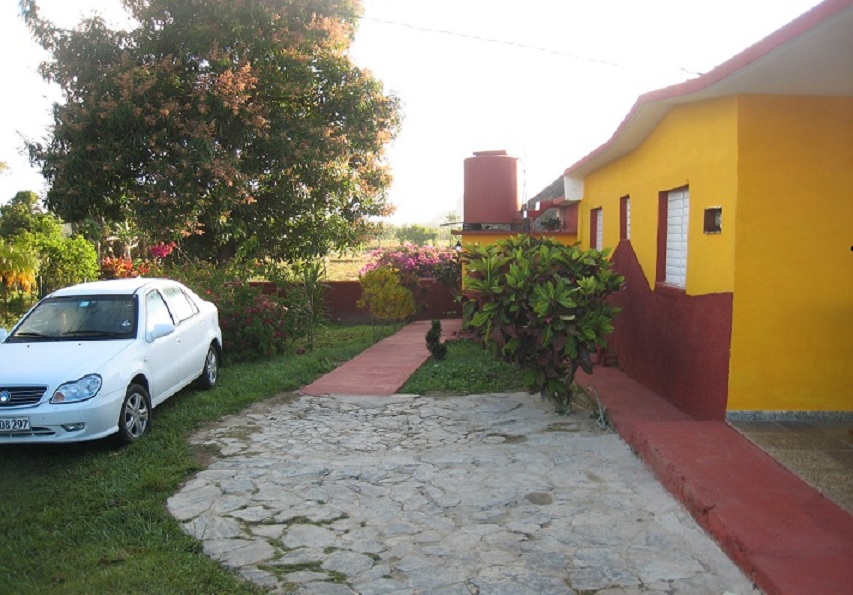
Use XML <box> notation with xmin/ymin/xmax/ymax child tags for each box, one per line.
<box><xmin>299</xmin><ymin>321</ymin><xmax>853</xmax><ymax>594</ymax></box>
<box><xmin>300</xmin><ymin>319</ymin><xmax>463</xmax><ymax>397</ymax></box>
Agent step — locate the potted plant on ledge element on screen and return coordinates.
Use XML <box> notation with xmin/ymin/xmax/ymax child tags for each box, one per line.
<box><xmin>540</xmin><ymin>214</ymin><xmax>562</xmax><ymax>231</ymax></box>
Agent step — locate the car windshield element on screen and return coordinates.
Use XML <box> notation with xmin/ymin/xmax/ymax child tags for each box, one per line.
<box><xmin>7</xmin><ymin>295</ymin><xmax>138</xmax><ymax>342</ymax></box>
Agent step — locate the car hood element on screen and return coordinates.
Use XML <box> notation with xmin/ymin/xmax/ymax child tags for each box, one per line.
<box><xmin>0</xmin><ymin>340</ymin><xmax>133</xmax><ymax>385</ymax></box>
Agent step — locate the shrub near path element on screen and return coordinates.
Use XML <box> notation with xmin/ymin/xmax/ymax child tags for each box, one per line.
<box><xmin>463</xmin><ymin>235</ymin><xmax>623</xmax><ymax>413</ymax></box>
<box><xmin>0</xmin><ymin>324</ymin><xmax>389</xmax><ymax>594</ymax></box>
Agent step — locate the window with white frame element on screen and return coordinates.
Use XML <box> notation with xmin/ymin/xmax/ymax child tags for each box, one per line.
<box><xmin>590</xmin><ymin>207</ymin><xmax>603</xmax><ymax>249</ymax></box>
<box><xmin>665</xmin><ymin>188</ymin><xmax>689</xmax><ymax>287</ymax></box>
<box><xmin>620</xmin><ymin>196</ymin><xmax>631</xmax><ymax>240</ymax></box>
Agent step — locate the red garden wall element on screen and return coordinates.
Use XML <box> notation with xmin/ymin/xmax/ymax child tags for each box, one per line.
<box><xmin>325</xmin><ymin>280</ymin><xmax>462</xmax><ymax>324</ymax></box>
<box><xmin>253</xmin><ymin>280</ymin><xmax>462</xmax><ymax>325</ymax></box>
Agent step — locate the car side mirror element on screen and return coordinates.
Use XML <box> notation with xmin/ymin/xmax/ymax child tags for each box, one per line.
<box><xmin>146</xmin><ymin>323</ymin><xmax>175</xmax><ymax>342</ymax></box>
<box><xmin>0</xmin><ymin>329</ymin><xmax>7</xmax><ymax>342</ymax></box>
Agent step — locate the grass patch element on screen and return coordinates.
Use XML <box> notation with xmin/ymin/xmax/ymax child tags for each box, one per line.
<box><xmin>324</xmin><ymin>254</ymin><xmax>369</xmax><ymax>281</ymax></box>
<box><xmin>401</xmin><ymin>338</ymin><xmax>528</xmax><ymax>395</ymax></box>
<box><xmin>0</xmin><ymin>323</ymin><xmax>389</xmax><ymax>595</ymax></box>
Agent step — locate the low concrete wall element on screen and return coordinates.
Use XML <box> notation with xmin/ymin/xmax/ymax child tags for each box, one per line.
<box><xmin>325</xmin><ymin>280</ymin><xmax>462</xmax><ymax>324</ymax></box>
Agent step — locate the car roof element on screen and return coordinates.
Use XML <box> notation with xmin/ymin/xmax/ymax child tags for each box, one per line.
<box><xmin>49</xmin><ymin>277</ymin><xmax>178</xmax><ymax>298</ymax></box>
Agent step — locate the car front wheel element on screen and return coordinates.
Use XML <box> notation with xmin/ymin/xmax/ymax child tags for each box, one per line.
<box><xmin>197</xmin><ymin>344</ymin><xmax>219</xmax><ymax>389</ymax></box>
<box><xmin>117</xmin><ymin>384</ymin><xmax>151</xmax><ymax>443</ymax></box>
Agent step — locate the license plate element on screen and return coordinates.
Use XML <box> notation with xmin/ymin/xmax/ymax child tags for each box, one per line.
<box><xmin>0</xmin><ymin>418</ymin><xmax>30</xmax><ymax>432</ymax></box>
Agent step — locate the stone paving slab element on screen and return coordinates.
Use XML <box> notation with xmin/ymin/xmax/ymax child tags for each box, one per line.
<box><xmin>169</xmin><ymin>392</ymin><xmax>758</xmax><ymax>594</ymax></box>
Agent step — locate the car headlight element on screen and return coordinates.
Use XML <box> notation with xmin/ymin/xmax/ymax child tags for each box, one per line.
<box><xmin>51</xmin><ymin>375</ymin><xmax>103</xmax><ymax>404</ymax></box>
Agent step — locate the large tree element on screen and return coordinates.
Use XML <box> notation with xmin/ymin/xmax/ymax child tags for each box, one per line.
<box><xmin>22</xmin><ymin>0</ymin><xmax>400</xmax><ymax>262</ymax></box>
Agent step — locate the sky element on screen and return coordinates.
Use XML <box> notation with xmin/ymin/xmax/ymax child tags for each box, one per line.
<box><xmin>0</xmin><ymin>0</ymin><xmax>825</xmax><ymax>224</ymax></box>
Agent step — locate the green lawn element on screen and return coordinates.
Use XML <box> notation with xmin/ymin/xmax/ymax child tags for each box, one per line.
<box><xmin>0</xmin><ymin>324</ymin><xmax>393</xmax><ymax>594</ymax></box>
<box><xmin>0</xmin><ymin>324</ymin><xmax>528</xmax><ymax>593</ymax></box>
<box><xmin>402</xmin><ymin>338</ymin><xmax>528</xmax><ymax>395</ymax></box>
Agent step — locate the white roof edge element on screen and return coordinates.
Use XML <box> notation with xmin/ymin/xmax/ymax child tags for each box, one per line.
<box><xmin>564</xmin><ymin>0</ymin><xmax>853</xmax><ymax>180</ymax></box>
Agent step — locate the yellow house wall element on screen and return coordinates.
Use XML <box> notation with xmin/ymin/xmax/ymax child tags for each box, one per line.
<box><xmin>727</xmin><ymin>95</ymin><xmax>853</xmax><ymax>412</ymax></box>
<box><xmin>579</xmin><ymin>97</ymin><xmax>739</xmax><ymax>295</ymax></box>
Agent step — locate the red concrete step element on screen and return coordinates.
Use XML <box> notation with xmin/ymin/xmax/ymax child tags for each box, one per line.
<box><xmin>578</xmin><ymin>368</ymin><xmax>853</xmax><ymax>595</ymax></box>
<box><xmin>633</xmin><ymin>421</ymin><xmax>853</xmax><ymax>595</ymax></box>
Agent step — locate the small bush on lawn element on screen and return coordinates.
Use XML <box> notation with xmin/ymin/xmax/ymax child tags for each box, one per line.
<box><xmin>357</xmin><ymin>266</ymin><xmax>416</xmax><ymax>329</ymax></box>
<box><xmin>267</xmin><ymin>259</ymin><xmax>329</xmax><ymax>352</ymax></box>
<box><xmin>217</xmin><ymin>283</ymin><xmax>291</xmax><ymax>361</ymax></box>
<box><xmin>425</xmin><ymin>319</ymin><xmax>447</xmax><ymax>360</ymax></box>
<box><xmin>462</xmin><ymin>235</ymin><xmax>623</xmax><ymax>413</ymax></box>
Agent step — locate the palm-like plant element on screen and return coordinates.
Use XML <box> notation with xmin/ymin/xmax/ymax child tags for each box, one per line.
<box><xmin>0</xmin><ymin>237</ymin><xmax>40</xmax><ymax>292</ymax></box>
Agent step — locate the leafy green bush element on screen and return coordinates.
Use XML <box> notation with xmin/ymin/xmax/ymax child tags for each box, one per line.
<box><xmin>217</xmin><ymin>284</ymin><xmax>291</xmax><ymax>362</ymax></box>
<box><xmin>0</xmin><ymin>289</ymin><xmax>36</xmax><ymax>330</ymax></box>
<box><xmin>462</xmin><ymin>235</ymin><xmax>623</xmax><ymax>413</ymax></box>
<box><xmin>270</xmin><ymin>259</ymin><xmax>329</xmax><ymax>352</ymax></box>
<box><xmin>357</xmin><ymin>266</ymin><xmax>415</xmax><ymax>327</ymax></box>
<box><xmin>0</xmin><ymin>199</ymin><xmax>97</xmax><ymax>325</ymax></box>
<box><xmin>0</xmin><ymin>191</ymin><xmax>98</xmax><ymax>312</ymax></box>
<box><xmin>36</xmin><ymin>234</ymin><xmax>99</xmax><ymax>294</ymax></box>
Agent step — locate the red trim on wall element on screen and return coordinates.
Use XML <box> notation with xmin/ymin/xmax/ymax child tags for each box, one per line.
<box><xmin>656</xmin><ymin>192</ymin><xmax>668</xmax><ymax>283</ymax></box>
<box><xmin>562</xmin><ymin>203</ymin><xmax>579</xmax><ymax>234</ymax></box>
<box><xmin>606</xmin><ymin>240</ymin><xmax>733</xmax><ymax>420</ymax></box>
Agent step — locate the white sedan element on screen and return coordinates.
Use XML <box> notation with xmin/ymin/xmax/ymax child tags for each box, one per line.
<box><xmin>0</xmin><ymin>278</ymin><xmax>222</xmax><ymax>444</ymax></box>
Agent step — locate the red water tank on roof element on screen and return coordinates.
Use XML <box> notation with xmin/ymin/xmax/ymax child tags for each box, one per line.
<box><xmin>463</xmin><ymin>150</ymin><xmax>522</xmax><ymax>225</ymax></box>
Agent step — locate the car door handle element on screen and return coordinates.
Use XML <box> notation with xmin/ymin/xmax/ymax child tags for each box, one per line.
<box><xmin>176</xmin><ymin>337</ymin><xmax>181</xmax><ymax>343</ymax></box>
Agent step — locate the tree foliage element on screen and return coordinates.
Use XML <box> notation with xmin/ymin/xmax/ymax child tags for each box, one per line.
<box><xmin>394</xmin><ymin>223</ymin><xmax>438</xmax><ymax>246</ymax></box>
<box><xmin>22</xmin><ymin>0</ymin><xmax>401</xmax><ymax>262</ymax></box>
<box><xmin>0</xmin><ymin>190</ymin><xmax>98</xmax><ymax>296</ymax></box>
<box><xmin>462</xmin><ymin>235</ymin><xmax>623</xmax><ymax>413</ymax></box>
<box><xmin>0</xmin><ymin>191</ymin><xmax>62</xmax><ymax>239</ymax></box>
<box><xmin>36</xmin><ymin>234</ymin><xmax>100</xmax><ymax>294</ymax></box>
<box><xmin>0</xmin><ymin>236</ymin><xmax>39</xmax><ymax>292</ymax></box>
<box><xmin>0</xmin><ymin>236</ymin><xmax>41</xmax><ymax>328</ymax></box>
